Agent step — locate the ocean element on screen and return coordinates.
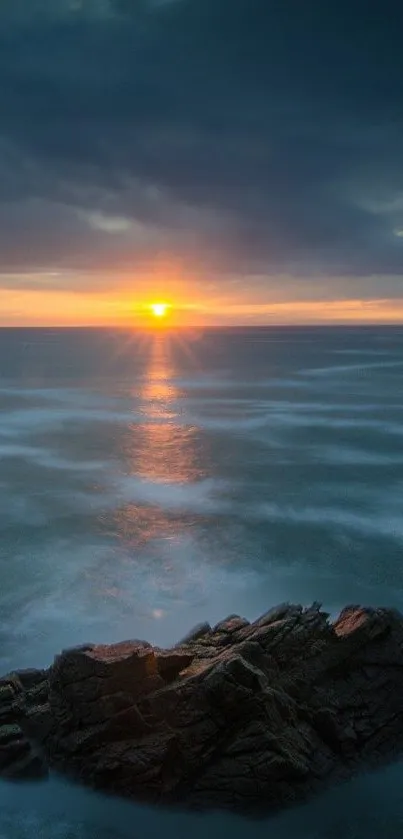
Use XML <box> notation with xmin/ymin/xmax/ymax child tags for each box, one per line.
<box><xmin>1</xmin><ymin>325</ymin><xmax>403</xmax><ymax>838</ymax></box>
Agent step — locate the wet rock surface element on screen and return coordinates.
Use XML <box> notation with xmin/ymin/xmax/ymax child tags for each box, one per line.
<box><xmin>2</xmin><ymin>603</ymin><xmax>403</xmax><ymax>814</ymax></box>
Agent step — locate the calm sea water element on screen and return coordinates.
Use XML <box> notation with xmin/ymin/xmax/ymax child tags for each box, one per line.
<box><xmin>1</xmin><ymin>325</ymin><xmax>403</xmax><ymax>838</ymax></box>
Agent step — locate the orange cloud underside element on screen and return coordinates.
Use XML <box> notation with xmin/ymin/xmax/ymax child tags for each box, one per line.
<box><xmin>2</xmin><ymin>288</ymin><xmax>403</xmax><ymax>326</ymax></box>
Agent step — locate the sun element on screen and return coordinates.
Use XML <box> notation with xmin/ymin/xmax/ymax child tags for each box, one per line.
<box><xmin>150</xmin><ymin>302</ymin><xmax>169</xmax><ymax>319</ymax></box>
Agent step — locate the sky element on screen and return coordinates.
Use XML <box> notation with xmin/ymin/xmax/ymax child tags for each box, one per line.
<box><xmin>0</xmin><ymin>0</ymin><xmax>403</xmax><ymax>325</ymax></box>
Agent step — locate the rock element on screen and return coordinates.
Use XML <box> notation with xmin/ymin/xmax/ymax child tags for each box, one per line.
<box><xmin>0</xmin><ymin>672</ymin><xmax>48</xmax><ymax>781</ymax></box>
<box><xmin>178</xmin><ymin>622</ymin><xmax>212</xmax><ymax>645</ymax></box>
<box><xmin>0</xmin><ymin>721</ymin><xmax>47</xmax><ymax>780</ymax></box>
<box><xmin>2</xmin><ymin>603</ymin><xmax>403</xmax><ymax>813</ymax></box>
<box><xmin>13</xmin><ymin>669</ymin><xmax>48</xmax><ymax>691</ymax></box>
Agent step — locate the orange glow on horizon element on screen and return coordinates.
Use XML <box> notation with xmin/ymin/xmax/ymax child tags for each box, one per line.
<box><xmin>2</xmin><ymin>285</ymin><xmax>403</xmax><ymax>327</ymax></box>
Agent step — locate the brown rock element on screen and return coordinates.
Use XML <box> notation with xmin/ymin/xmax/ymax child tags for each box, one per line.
<box><xmin>3</xmin><ymin>604</ymin><xmax>403</xmax><ymax>813</ymax></box>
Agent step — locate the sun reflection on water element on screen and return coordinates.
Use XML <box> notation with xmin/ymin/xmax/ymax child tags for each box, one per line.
<box><xmin>110</xmin><ymin>333</ymin><xmax>211</xmax><ymax>545</ymax></box>
<box><xmin>128</xmin><ymin>333</ymin><xmax>205</xmax><ymax>484</ymax></box>
<box><xmin>97</xmin><ymin>332</ymin><xmax>215</xmax><ymax>615</ymax></box>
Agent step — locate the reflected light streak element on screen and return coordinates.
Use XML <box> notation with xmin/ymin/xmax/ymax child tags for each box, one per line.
<box><xmin>93</xmin><ymin>333</ymin><xmax>216</xmax><ymax>613</ymax></box>
<box><xmin>114</xmin><ymin>333</ymin><xmax>210</xmax><ymax>585</ymax></box>
<box><xmin>132</xmin><ymin>334</ymin><xmax>203</xmax><ymax>484</ymax></box>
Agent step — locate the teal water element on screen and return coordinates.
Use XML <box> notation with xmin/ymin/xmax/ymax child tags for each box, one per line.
<box><xmin>1</xmin><ymin>325</ymin><xmax>403</xmax><ymax>837</ymax></box>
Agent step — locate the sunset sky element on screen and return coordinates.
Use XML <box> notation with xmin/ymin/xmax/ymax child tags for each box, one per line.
<box><xmin>1</xmin><ymin>0</ymin><xmax>403</xmax><ymax>326</ymax></box>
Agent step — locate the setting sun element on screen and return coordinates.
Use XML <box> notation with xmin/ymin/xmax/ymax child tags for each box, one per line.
<box><xmin>150</xmin><ymin>302</ymin><xmax>169</xmax><ymax>318</ymax></box>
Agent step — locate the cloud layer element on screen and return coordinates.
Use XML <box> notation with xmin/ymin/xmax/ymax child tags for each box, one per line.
<box><xmin>0</xmin><ymin>0</ymin><xmax>402</xmax><ymax>299</ymax></box>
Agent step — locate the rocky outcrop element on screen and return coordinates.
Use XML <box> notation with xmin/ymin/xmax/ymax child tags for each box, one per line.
<box><xmin>2</xmin><ymin>603</ymin><xmax>403</xmax><ymax>814</ymax></box>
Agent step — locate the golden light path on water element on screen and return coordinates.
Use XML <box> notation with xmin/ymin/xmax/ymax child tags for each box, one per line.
<box><xmin>105</xmin><ymin>330</ymin><xmax>214</xmax><ymax>614</ymax></box>
<box><xmin>129</xmin><ymin>331</ymin><xmax>204</xmax><ymax>484</ymax></box>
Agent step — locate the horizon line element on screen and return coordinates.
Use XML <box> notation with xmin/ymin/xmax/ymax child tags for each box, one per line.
<box><xmin>1</xmin><ymin>321</ymin><xmax>403</xmax><ymax>330</ymax></box>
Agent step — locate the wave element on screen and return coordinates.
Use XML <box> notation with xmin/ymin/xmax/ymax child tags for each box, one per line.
<box><xmin>186</xmin><ymin>414</ymin><xmax>276</xmax><ymax>432</ymax></box>
<box><xmin>0</xmin><ymin>443</ymin><xmax>106</xmax><ymax>472</ymax></box>
<box><xmin>0</xmin><ymin>385</ymin><xmax>120</xmax><ymax>409</ymax></box>
<box><xmin>331</xmin><ymin>349</ymin><xmax>393</xmax><ymax>356</ymax></box>
<box><xmin>313</xmin><ymin>445</ymin><xmax>403</xmax><ymax>466</ymax></box>
<box><xmin>299</xmin><ymin>360</ymin><xmax>403</xmax><ymax>377</ymax></box>
<box><xmin>252</xmin><ymin>502</ymin><xmax>403</xmax><ymax>544</ymax></box>
<box><xmin>259</xmin><ymin>412</ymin><xmax>403</xmax><ymax>437</ymax></box>
<box><xmin>114</xmin><ymin>475</ymin><xmax>230</xmax><ymax>514</ymax></box>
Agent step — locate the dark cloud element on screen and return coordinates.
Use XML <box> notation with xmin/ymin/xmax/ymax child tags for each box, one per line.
<box><xmin>0</xmin><ymin>0</ymin><xmax>402</xmax><ymax>289</ymax></box>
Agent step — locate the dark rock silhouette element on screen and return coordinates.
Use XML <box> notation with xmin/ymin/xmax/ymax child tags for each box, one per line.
<box><xmin>0</xmin><ymin>669</ymin><xmax>48</xmax><ymax>779</ymax></box>
<box><xmin>2</xmin><ymin>603</ymin><xmax>403</xmax><ymax>814</ymax></box>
